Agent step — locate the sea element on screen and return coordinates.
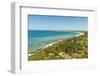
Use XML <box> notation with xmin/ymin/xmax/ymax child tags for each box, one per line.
<box><xmin>28</xmin><ymin>30</ymin><xmax>80</xmax><ymax>53</ymax></box>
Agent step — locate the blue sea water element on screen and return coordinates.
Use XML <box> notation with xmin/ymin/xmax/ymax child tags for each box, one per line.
<box><xmin>28</xmin><ymin>30</ymin><xmax>80</xmax><ymax>53</ymax></box>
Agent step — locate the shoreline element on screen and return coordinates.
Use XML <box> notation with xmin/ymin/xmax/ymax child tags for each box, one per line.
<box><xmin>28</xmin><ymin>32</ymin><xmax>85</xmax><ymax>57</ymax></box>
<box><xmin>42</xmin><ymin>32</ymin><xmax>84</xmax><ymax>49</ymax></box>
<box><xmin>75</xmin><ymin>32</ymin><xmax>84</xmax><ymax>37</ymax></box>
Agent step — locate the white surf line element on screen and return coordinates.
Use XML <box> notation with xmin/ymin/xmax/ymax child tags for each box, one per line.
<box><xmin>75</xmin><ymin>32</ymin><xmax>84</xmax><ymax>37</ymax></box>
<box><xmin>28</xmin><ymin>40</ymin><xmax>63</xmax><ymax>57</ymax></box>
<box><xmin>42</xmin><ymin>32</ymin><xmax>85</xmax><ymax>49</ymax></box>
<box><xmin>42</xmin><ymin>40</ymin><xmax>63</xmax><ymax>49</ymax></box>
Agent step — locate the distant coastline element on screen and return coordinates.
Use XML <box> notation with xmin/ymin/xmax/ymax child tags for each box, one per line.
<box><xmin>28</xmin><ymin>30</ymin><xmax>82</xmax><ymax>53</ymax></box>
<box><xmin>28</xmin><ymin>32</ymin><xmax>87</xmax><ymax>61</ymax></box>
<box><xmin>28</xmin><ymin>30</ymin><xmax>84</xmax><ymax>56</ymax></box>
<box><xmin>29</xmin><ymin>32</ymin><xmax>85</xmax><ymax>57</ymax></box>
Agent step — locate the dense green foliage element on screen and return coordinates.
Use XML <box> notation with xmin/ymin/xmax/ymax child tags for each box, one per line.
<box><xmin>28</xmin><ymin>32</ymin><xmax>88</xmax><ymax>61</ymax></box>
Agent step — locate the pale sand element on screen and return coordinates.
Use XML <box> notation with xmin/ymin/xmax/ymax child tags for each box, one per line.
<box><xmin>43</xmin><ymin>32</ymin><xmax>85</xmax><ymax>49</ymax></box>
<box><xmin>75</xmin><ymin>32</ymin><xmax>84</xmax><ymax>37</ymax></box>
<box><xmin>28</xmin><ymin>40</ymin><xmax>63</xmax><ymax>57</ymax></box>
<box><xmin>28</xmin><ymin>32</ymin><xmax>85</xmax><ymax>57</ymax></box>
<box><xmin>28</xmin><ymin>53</ymin><xmax>34</xmax><ymax>57</ymax></box>
<box><xmin>42</xmin><ymin>40</ymin><xmax>63</xmax><ymax>49</ymax></box>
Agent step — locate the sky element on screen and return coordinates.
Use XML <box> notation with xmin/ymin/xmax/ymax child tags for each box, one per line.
<box><xmin>28</xmin><ymin>15</ymin><xmax>88</xmax><ymax>31</ymax></box>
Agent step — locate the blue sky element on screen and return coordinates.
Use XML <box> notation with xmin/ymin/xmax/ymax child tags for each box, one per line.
<box><xmin>28</xmin><ymin>15</ymin><xmax>88</xmax><ymax>31</ymax></box>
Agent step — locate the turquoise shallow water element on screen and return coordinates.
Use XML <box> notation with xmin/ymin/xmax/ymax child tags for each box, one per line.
<box><xmin>28</xmin><ymin>30</ymin><xmax>80</xmax><ymax>53</ymax></box>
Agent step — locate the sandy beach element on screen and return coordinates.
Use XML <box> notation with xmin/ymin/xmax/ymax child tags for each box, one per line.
<box><xmin>28</xmin><ymin>32</ymin><xmax>85</xmax><ymax>57</ymax></box>
<box><xmin>42</xmin><ymin>32</ymin><xmax>84</xmax><ymax>49</ymax></box>
<box><xmin>75</xmin><ymin>32</ymin><xmax>84</xmax><ymax>37</ymax></box>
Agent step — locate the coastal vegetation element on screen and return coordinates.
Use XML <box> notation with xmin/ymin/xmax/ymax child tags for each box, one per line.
<box><xmin>28</xmin><ymin>32</ymin><xmax>88</xmax><ymax>61</ymax></box>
